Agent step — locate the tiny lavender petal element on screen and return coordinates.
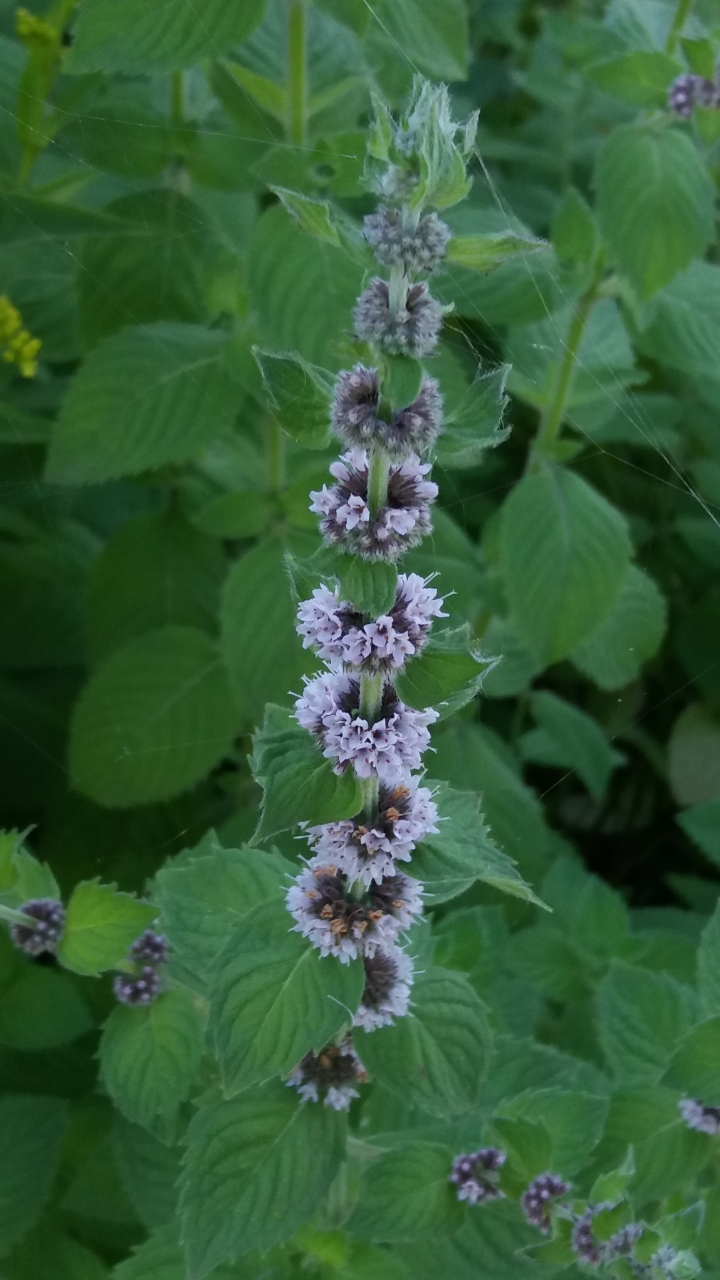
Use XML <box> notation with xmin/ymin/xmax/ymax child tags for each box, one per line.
<box><xmin>520</xmin><ymin>1173</ymin><xmax>570</xmax><ymax>1234</ymax></box>
<box><xmin>363</xmin><ymin>207</ymin><xmax>451</xmax><ymax>275</ymax></box>
<box><xmin>287</xmin><ymin>863</ymin><xmax>423</xmax><ymax>962</ymax></box>
<box><xmin>310</xmin><ymin>449</ymin><xmax>438</xmax><ymax>561</ymax></box>
<box><xmin>10</xmin><ymin>898</ymin><xmax>65</xmax><ymax>957</ymax></box>
<box><xmin>354</xmin><ymin>945</ymin><xmax>414</xmax><ymax>1031</ymax></box>
<box><xmin>129</xmin><ymin>929</ymin><xmax>168</xmax><ymax>967</ymax></box>
<box><xmin>287</xmin><ymin>1038</ymin><xmax>367</xmax><ymax>1110</ymax></box>
<box><xmin>449</xmin><ymin>1148</ymin><xmax>506</xmax><ymax>1205</ymax></box>
<box><xmin>113</xmin><ymin>966</ymin><xmax>163</xmax><ymax>1007</ymax></box>
<box><xmin>307</xmin><ymin>778</ymin><xmax>439</xmax><ymax>885</ymax></box>
<box><xmin>679</xmin><ymin>1097</ymin><xmax>720</xmax><ymax>1135</ymax></box>
<box><xmin>354</xmin><ymin>278</ymin><xmax>444</xmax><ymax>358</ymax></box>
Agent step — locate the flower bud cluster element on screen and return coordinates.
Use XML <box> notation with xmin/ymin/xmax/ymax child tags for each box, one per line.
<box><xmin>286</xmin><ymin>84</ymin><xmax>478</xmax><ymax>1107</ymax></box>
<box><xmin>449</xmin><ymin>1147</ymin><xmax>506</xmax><ymax>1205</ymax></box>
<box><xmin>520</xmin><ymin>1173</ymin><xmax>570</xmax><ymax>1234</ymax></box>
<box><xmin>678</xmin><ymin>1096</ymin><xmax>720</xmax><ymax>1134</ymax></box>
<box><xmin>11</xmin><ymin>898</ymin><xmax>65</xmax><ymax>957</ymax></box>
<box><xmin>571</xmin><ymin>1207</ymin><xmax>643</xmax><ymax>1268</ymax></box>
<box><xmin>668</xmin><ymin>70</ymin><xmax>720</xmax><ymax>117</ymax></box>
<box><xmin>113</xmin><ymin>928</ymin><xmax>168</xmax><ymax>1007</ymax></box>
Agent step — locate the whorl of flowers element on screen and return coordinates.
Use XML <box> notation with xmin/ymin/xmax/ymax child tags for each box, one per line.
<box><xmin>668</xmin><ymin>65</ymin><xmax>720</xmax><ymax>117</ymax></box>
<box><xmin>449</xmin><ymin>1148</ymin><xmax>506</xmax><ymax>1205</ymax></box>
<box><xmin>678</xmin><ymin>1096</ymin><xmax>720</xmax><ymax>1135</ymax></box>
<box><xmin>284</xmin><ymin>84</ymin><xmax>479</xmax><ymax>1098</ymax></box>
<box><xmin>10</xmin><ymin>898</ymin><xmax>65</xmax><ymax>956</ymax></box>
<box><xmin>113</xmin><ymin>928</ymin><xmax>168</xmax><ymax>1007</ymax></box>
<box><xmin>520</xmin><ymin>1173</ymin><xmax>570</xmax><ymax>1234</ymax></box>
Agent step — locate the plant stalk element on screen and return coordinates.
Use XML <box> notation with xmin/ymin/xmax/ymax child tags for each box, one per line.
<box><xmin>287</xmin><ymin>0</ymin><xmax>308</xmax><ymax>147</ymax></box>
<box><xmin>267</xmin><ymin>415</ymin><xmax>286</xmax><ymax>496</ymax></box>
<box><xmin>665</xmin><ymin>0</ymin><xmax>694</xmax><ymax>54</ymax></box>
<box><xmin>0</xmin><ymin>903</ymin><xmax>37</xmax><ymax>928</ymax></box>
<box><xmin>367</xmin><ymin>447</ymin><xmax>389</xmax><ymax>519</ymax></box>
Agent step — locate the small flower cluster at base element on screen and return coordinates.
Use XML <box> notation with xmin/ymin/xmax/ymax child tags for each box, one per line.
<box><xmin>295</xmin><ymin>670</ymin><xmax>438</xmax><ymax>780</ymax></box>
<box><xmin>449</xmin><ymin>1148</ymin><xmax>506</xmax><ymax>1205</ymax></box>
<box><xmin>287</xmin><ymin>863</ymin><xmax>422</xmax><ymax>962</ymax></box>
<box><xmin>0</xmin><ymin>296</ymin><xmax>41</xmax><ymax>378</ymax></box>
<box><xmin>331</xmin><ymin>366</ymin><xmax>442</xmax><ymax>457</ymax></box>
<box><xmin>520</xmin><ymin>1173</ymin><xmax>570</xmax><ymax>1234</ymax></box>
<box><xmin>10</xmin><ymin>898</ymin><xmax>65</xmax><ymax>957</ymax></box>
<box><xmin>307</xmin><ymin>778</ymin><xmax>439</xmax><ymax>885</ymax></box>
<box><xmin>297</xmin><ymin>574</ymin><xmax>445</xmax><ymax>673</ymax></box>
<box><xmin>287</xmin><ymin>1038</ymin><xmax>367</xmax><ymax>1110</ymax></box>
<box><xmin>571</xmin><ymin>1208</ymin><xmax>642</xmax><ymax>1269</ymax></box>
<box><xmin>678</xmin><ymin>1096</ymin><xmax>720</xmax><ymax>1134</ymax></box>
<box><xmin>310</xmin><ymin>449</ymin><xmax>437</xmax><ymax>561</ymax></box>
<box><xmin>114</xmin><ymin>928</ymin><xmax>168</xmax><ymax>1007</ymax></box>
<box><xmin>668</xmin><ymin>73</ymin><xmax>720</xmax><ymax>117</ymax></box>
<box><xmin>354</xmin><ymin>945</ymin><xmax>413</xmax><ymax>1030</ymax></box>
<box><xmin>354</xmin><ymin>279</ymin><xmax>444</xmax><ymax>357</ymax></box>
<box><xmin>363</xmin><ymin>207</ymin><xmax>451</xmax><ymax>275</ymax></box>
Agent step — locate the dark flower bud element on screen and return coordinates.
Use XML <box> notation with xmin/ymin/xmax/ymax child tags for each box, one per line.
<box><xmin>572</xmin><ymin>1208</ymin><xmax>642</xmax><ymax>1268</ymax></box>
<box><xmin>113</xmin><ymin>966</ymin><xmax>163</xmax><ymax>1007</ymax></box>
<box><xmin>520</xmin><ymin>1172</ymin><xmax>570</xmax><ymax>1234</ymax></box>
<box><xmin>354</xmin><ymin>279</ymin><xmax>444</xmax><ymax>358</ymax></box>
<box><xmin>449</xmin><ymin>1147</ymin><xmax>506</xmax><ymax>1205</ymax></box>
<box><xmin>11</xmin><ymin>898</ymin><xmax>65</xmax><ymax>957</ymax></box>
<box><xmin>129</xmin><ymin>929</ymin><xmax>169</xmax><ymax>967</ymax></box>
<box><xmin>668</xmin><ymin>74</ymin><xmax>699</xmax><ymax>117</ymax></box>
<box><xmin>363</xmin><ymin>207</ymin><xmax>451</xmax><ymax>275</ymax></box>
<box><xmin>287</xmin><ymin>1037</ymin><xmax>367</xmax><ymax>1110</ymax></box>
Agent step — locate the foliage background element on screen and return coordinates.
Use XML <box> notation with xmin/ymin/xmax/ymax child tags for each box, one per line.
<box><xmin>2</xmin><ymin>0</ymin><xmax>720</xmax><ymax>1275</ymax></box>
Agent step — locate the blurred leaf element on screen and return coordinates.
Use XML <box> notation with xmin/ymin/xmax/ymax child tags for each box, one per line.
<box><xmin>67</xmin><ymin>0</ymin><xmax>268</xmax><ymax>71</ymax></box>
<box><xmin>0</xmin><ymin>967</ymin><xmax>93</xmax><ymax>1050</ymax></box>
<box><xmin>253</xmin><ymin>348</ymin><xmax>334</xmax><ymax>449</ymax></box>
<box><xmin>662</xmin><ymin>1016</ymin><xmax>720</xmax><ymax>1101</ymax></box>
<box><xmin>434</xmin><ymin>366</ymin><xmax>510</xmax><ymax>469</ymax></box>
<box><xmin>520</xmin><ymin>691</ymin><xmax>624</xmax><ymax>801</ymax></box>
<box><xmin>571</xmin><ymin>564</ymin><xmax>667</xmax><ymax>690</ymax></box>
<box><xmin>348</xmin><ymin>1143</ymin><xmax>460</xmax><ymax>1242</ymax></box>
<box><xmin>0</xmin><ymin>1095</ymin><xmax>69</xmax><ymax>1257</ymax></box>
<box><xmin>669</xmin><ymin>705</ymin><xmax>720</xmax><ymax>806</ymax></box>
<box><xmin>587</xmin><ymin>51</ymin><xmax>681</xmax><ymax>106</ymax></box>
<box><xmin>446</xmin><ymin>231</ymin><xmax>544</xmax><ymax>273</ymax></box>
<box><xmin>596</xmin><ymin>961</ymin><xmax>694</xmax><ymax>1085</ymax></box>
<box><xmin>676</xmin><ymin>799</ymin><xmax>720</xmax><ymax>867</ymax></box>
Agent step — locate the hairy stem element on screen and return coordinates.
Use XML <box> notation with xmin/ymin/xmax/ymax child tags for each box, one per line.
<box><xmin>367</xmin><ymin>447</ymin><xmax>389</xmax><ymax>519</ymax></box>
<box><xmin>388</xmin><ymin>263</ymin><xmax>407</xmax><ymax>317</ymax></box>
<box><xmin>287</xmin><ymin>0</ymin><xmax>308</xmax><ymax>147</ymax></box>
<box><xmin>359</xmin><ymin>671</ymin><xmax>383</xmax><ymax>722</ymax></box>
<box><xmin>527</xmin><ymin>254</ymin><xmax>604</xmax><ymax>471</ymax></box>
<box><xmin>665</xmin><ymin>0</ymin><xmax>694</xmax><ymax>54</ymax></box>
<box><xmin>0</xmin><ymin>903</ymin><xmax>37</xmax><ymax>927</ymax></box>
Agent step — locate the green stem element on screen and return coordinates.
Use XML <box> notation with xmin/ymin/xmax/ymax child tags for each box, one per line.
<box><xmin>267</xmin><ymin>416</ymin><xmax>285</xmax><ymax>496</ymax></box>
<box><xmin>665</xmin><ymin>0</ymin><xmax>694</xmax><ymax>54</ymax></box>
<box><xmin>359</xmin><ymin>671</ymin><xmax>383</xmax><ymax>722</ymax></box>
<box><xmin>0</xmin><ymin>902</ymin><xmax>37</xmax><ymax>928</ymax></box>
<box><xmin>359</xmin><ymin>775</ymin><xmax>379</xmax><ymax>826</ymax></box>
<box><xmin>528</xmin><ymin>254</ymin><xmax>604</xmax><ymax>470</ymax></box>
<box><xmin>287</xmin><ymin>0</ymin><xmax>308</xmax><ymax>147</ymax></box>
<box><xmin>388</xmin><ymin>263</ymin><xmax>407</xmax><ymax>317</ymax></box>
<box><xmin>367</xmin><ymin>447</ymin><xmax>389</xmax><ymax>519</ymax></box>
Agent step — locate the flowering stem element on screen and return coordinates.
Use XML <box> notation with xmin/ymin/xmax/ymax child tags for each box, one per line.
<box><xmin>359</xmin><ymin>775</ymin><xmax>379</xmax><ymax>822</ymax></box>
<box><xmin>287</xmin><ymin>0</ymin><xmax>308</xmax><ymax>148</ymax></box>
<box><xmin>0</xmin><ymin>903</ymin><xmax>36</xmax><ymax>928</ymax></box>
<box><xmin>267</xmin><ymin>415</ymin><xmax>286</xmax><ymax>496</ymax></box>
<box><xmin>665</xmin><ymin>0</ymin><xmax>694</xmax><ymax>54</ymax></box>
<box><xmin>359</xmin><ymin>671</ymin><xmax>383</xmax><ymax>722</ymax></box>
<box><xmin>388</xmin><ymin>264</ymin><xmax>407</xmax><ymax>317</ymax></box>
<box><xmin>367</xmin><ymin>447</ymin><xmax>389</xmax><ymax>519</ymax></box>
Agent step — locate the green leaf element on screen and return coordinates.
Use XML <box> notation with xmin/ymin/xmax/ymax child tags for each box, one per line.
<box><xmin>87</xmin><ymin>511</ymin><xmax>226</xmax><ymax>661</ymax></box>
<box><xmin>396</xmin><ymin>1198</ymin><xmax>542</xmax><ymax>1280</ymax></box>
<box><xmin>434</xmin><ymin>365</ymin><xmax>510</xmax><ymax>470</ymax></box>
<box><xmin>595</xmin><ymin>124</ymin><xmax>715</xmax><ymax>299</ymax></box>
<box><xmin>354</xmin><ymin>967</ymin><xmax>491</xmax><ymax>1118</ymax></box>
<box><xmin>221</xmin><ymin>538</ymin><xmax>314</xmax><ymax>727</ymax></box>
<box><xmin>396</xmin><ymin>625</ymin><xmax>496</xmax><ymax>719</ymax></box>
<box><xmin>520</xmin><ymin>690</ymin><xmax>624</xmax><ymax>801</ymax></box>
<box><xmin>57</xmin><ymin>880</ymin><xmax>156</xmax><ymax>976</ymax></box>
<box><xmin>112</xmin><ymin>1119</ymin><xmax>182</xmax><ymax>1229</ymax></box>
<box><xmin>67</xmin><ymin>0</ymin><xmax>268</xmax><ymax>71</ymax></box>
<box><xmin>669</xmin><ymin>705</ymin><xmax>720</xmax><ymax>806</ymax></box>
<box><xmin>179</xmin><ymin>1083</ymin><xmax>347</xmax><ymax>1276</ymax></box>
<box><xmin>499</xmin><ymin>467</ymin><xmax>631</xmax><ymax>663</ymax></box>
<box><xmin>348</xmin><ymin>1142</ymin><xmax>460</xmax><ymax>1242</ymax></box>
<box><xmin>210</xmin><ymin>899</ymin><xmax>363</xmax><ymax>1095</ymax></box>
<box><xmin>337</xmin><ymin>557</ymin><xmax>398</xmax><ymax>616</ymax></box>
<box><xmin>0</xmin><ymin>1094</ymin><xmax>69</xmax><ymax>1257</ymax></box>
<box><xmin>507</xmin><ymin>299</ymin><xmax>636</xmax><ymax>415</ymax></box>
<box><xmin>46</xmin><ymin>324</ymin><xmax>239</xmax><ymax>486</ymax></box>
<box><xmin>590</xmin><ymin>1148</ymin><xmax>636</xmax><ymax>1205</ymax></box>
<box><xmin>0</xmin><ymin>192</ymin><xmax>128</xmax><ymax>243</ymax></box>
<box><xmin>251</xmin><ymin>704</ymin><xmax>362</xmax><ymax>842</ymax></box>
<box><xmin>113</xmin><ymin>1224</ymin><xmax>184</xmax><ymax>1280</ymax></box>
<box><xmin>155</xmin><ymin>845</ymin><xmax>290</xmax><ymax>981</ymax></box>
<box><xmin>253</xmin><ymin>349</ymin><xmax>334</xmax><ymax>450</ymax></box>
<box><xmin>596</xmin><ymin>961</ymin><xmax>693</xmax><ymax>1086</ymax></box>
<box><xmin>676</xmin><ymin>799</ymin><xmax>720</xmax><ymax>866</ymax></box>
<box><xmin>0</xmin><ymin>967</ymin><xmax>93</xmax><ymax>1050</ymax></box>
<box><xmin>446</xmin><ymin>231</ymin><xmax>544</xmax><ymax>273</ymax></box>
<box><xmin>498</xmin><ymin>1089</ymin><xmax>608</xmax><ymax>1176</ymax></box>
<box><xmin>571</xmin><ymin>564</ymin><xmax>667</xmax><ymax>690</ymax></box>
<box><xmin>481</xmin><ymin>616</ymin><xmax>544</xmax><ymax>699</ymax></box>
<box><xmin>637</xmin><ymin>262</ymin><xmax>720</xmax><ymax>387</ymax></box>
<box><xmin>269</xmin><ymin>187</ymin><xmax>345</xmax><ymax>248</ymax></box>
<box><xmin>411</xmin><ymin>782</ymin><xmax>544</xmax><ymax>907</ymax></box>
<box><xmin>587</xmin><ymin>51</ymin><xmax>682</xmax><ymax>106</ymax></box>
<box><xmin>100</xmin><ymin>989</ymin><xmax>204</xmax><ymax>1140</ymax></box>
<box><xmin>662</xmin><ymin>1016</ymin><xmax>720</xmax><ymax>1102</ymax></box>
<box><xmin>192</xmin><ymin>491</ymin><xmax>272</xmax><ymax>540</ymax></box>
<box><xmin>69</xmin><ymin>627</ymin><xmax>239</xmax><ymax>808</ymax></box>
<box><xmin>369</xmin><ymin>0</ymin><xmax>468</xmax><ymax>81</ymax></box>
<box><xmin>698</xmin><ymin>904</ymin><xmax>720</xmax><ymax>1016</ymax></box>
<box><xmin>552</xmin><ymin>188</ymin><xmax>599</xmax><ymax>268</ymax></box>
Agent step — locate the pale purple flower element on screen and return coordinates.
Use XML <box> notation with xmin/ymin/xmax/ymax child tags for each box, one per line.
<box><xmin>306</xmin><ymin>778</ymin><xmax>439</xmax><ymax>885</ymax></box>
<box><xmin>571</xmin><ymin>1209</ymin><xmax>642</xmax><ymax>1268</ymax></box>
<box><xmin>668</xmin><ymin>73</ymin><xmax>719</xmax><ymax>117</ymax></box>
<box><xmin>679</xmin><ymin>1097</ymin><xmax>720</xmax><ymax>1135</ymax></box>
<box><xmin>354</xmin><ymin>945</ymin><xmax>414</xmax><ymax>1030</ymax></box>
<box><xmin>295</xmin><ymin>670</ymin><xmax>438</xmax><ymax>781</ymax></box>
<box><xmin>10</xmin><ymin>899</ymin><xmax>65</xmax><ymax>956</ymax></box>
<box><xmin>296</xmin><ymin>573</ymin><xmax>445</xmax><ymax>674</ymax></box>
<box><xmin>129</xmin><ymin>929</ymin><xmax>168</xmax><ymax>967</ymax></box>
<box><xmin>113</xmin><ymin>966</ymin><xmax>163</xmax><ymax>1007</ymax></box>
<box><xmin>354</xmin><ymin>278</ymin><xmax>444</xmax><ymax>357</ymax></box>
<box><xmin>286</xmin><ymin>863</ymin><xmax>423</xmax><ymax>962</ymax></box>
<box><xmin>309</xmin><ymin>449</ymin><xmax>438</xmax><ymax>561</ymax></box>
<box><xmin>520</xmin><ymin>1173</ymin><xmax>570</xmax><ymax>1234</ymax></box>
<box><xmin>287</xmin><ymin>1038</ymin><xmax>367</xmax><ymax>1110</ymax></box>
<box><xmin>449</xmin><ymin>1148</ymin><xmax>506</xmax><ymax>1205</ymax></box>
<box><xmin>363</xmin><ymin>207</ymin><xmax>451</xmax><ymax>275</ymax></box>
<box><xmin>331</xmin><ymin>366</ymin><xmax>443</xmax><ymax>457</ymax></box>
